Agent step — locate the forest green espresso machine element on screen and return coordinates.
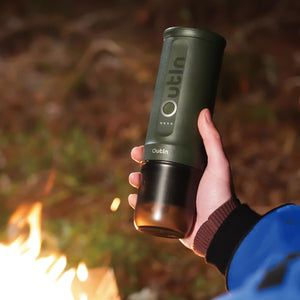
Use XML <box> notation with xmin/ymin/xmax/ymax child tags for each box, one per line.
<box><xmin>134</xmin><ymin>27</ymin><xmax>226</xmax><ymax>238</ymax></box>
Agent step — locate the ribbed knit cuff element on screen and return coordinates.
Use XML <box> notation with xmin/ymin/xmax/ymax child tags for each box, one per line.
<box><xmin>193</xmin><ymin>197</ymin><xmax>241</xmax><ymax>256</ymax></box>
<box><xmin>206</xmin><ymin>204</ymin><xmax>261</xmax><ymax>275</ymax></box>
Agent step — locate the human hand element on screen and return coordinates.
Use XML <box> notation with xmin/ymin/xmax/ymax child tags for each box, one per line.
<box><xmin>128</xmin><ymin>108</ymin><xmax>235</xmax><ymax>254</ymax></box>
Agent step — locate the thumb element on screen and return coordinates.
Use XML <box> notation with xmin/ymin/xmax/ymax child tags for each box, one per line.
<box><xmin>198</xmin><ymin>109</ymin><xmax>229</xmax><ymax>169</ymax></box>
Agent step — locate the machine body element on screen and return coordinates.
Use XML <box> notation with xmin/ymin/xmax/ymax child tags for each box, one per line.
<box><xmin>134</xmin><ymin>27</ymin><xmax>226</xmax><ymax>238</ymax></box>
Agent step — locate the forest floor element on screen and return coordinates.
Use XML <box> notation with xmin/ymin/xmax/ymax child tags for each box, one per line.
<box><xmin>0</xmin><ymin>1</ymin><xmax>299</xmax><ymax>299</ymax></box>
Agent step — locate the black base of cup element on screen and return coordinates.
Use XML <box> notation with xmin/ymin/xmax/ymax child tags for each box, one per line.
<box><xmin>134</xmin><ymin>160</ymin><xmax>203</xmax><ymax>239</ymax></box>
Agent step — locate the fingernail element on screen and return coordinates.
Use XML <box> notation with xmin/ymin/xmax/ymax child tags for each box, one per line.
<box><xmin>131</xmin><ymin>147</ymin><xmax>137</xmax><ymax>156</ymax></box>
<box><xmin>205</xmin><ymin>110</ymin><xmax>212</xmax><ymax>123</ymax></box>
<box><xmin>129</xmin><ymin>173</ymin><xmax>135</xmax><ymax>180</ymax></box>
<box><xmin>128</xmin><ymin>194</ymin><xmax>137</xmax><ymax>202</ymax></box>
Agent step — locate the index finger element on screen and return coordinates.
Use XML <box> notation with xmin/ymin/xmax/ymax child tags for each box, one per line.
<box><xmin>131</xmin><ymin>146</ymin><xmax>144</xmax><ymax>163</ymax></box>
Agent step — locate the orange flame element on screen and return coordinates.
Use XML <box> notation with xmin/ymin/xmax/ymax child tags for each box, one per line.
<box><xmin>0</xmin><ymin>202</ymin><xmax>88</xmax><ymax>300</ymax></box>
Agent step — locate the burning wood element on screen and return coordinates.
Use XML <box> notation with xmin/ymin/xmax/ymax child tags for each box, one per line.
<box><xmin>0</xmin><ymin>202</ymin><xmax>120</xmax><ymax>300</ymax></box>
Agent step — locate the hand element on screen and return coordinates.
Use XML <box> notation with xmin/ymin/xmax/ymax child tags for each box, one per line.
<box><xmin>128</xmin><ymin>109</ymin><xmax>234</xmax><ymax>254</ymax></box>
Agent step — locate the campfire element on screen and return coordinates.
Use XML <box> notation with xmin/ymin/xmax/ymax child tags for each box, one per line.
<box><xmin>0</xmin><ymin>202</ymin><xmax>120</xmax><ymax>300</ymax></box>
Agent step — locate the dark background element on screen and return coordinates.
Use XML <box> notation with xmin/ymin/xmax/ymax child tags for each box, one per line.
<box><xmin>0</xmin><ymin>0</ymin><xmax>299</xmax><ymax>299</ymax></box>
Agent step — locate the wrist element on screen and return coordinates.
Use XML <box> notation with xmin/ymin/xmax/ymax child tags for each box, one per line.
<box><xmin>206</xmin><ymin>204</ymin><xmax>261</xmax><ymax>274</ymax></box>
<box><xmin>193</xmin><ymin>197</ymin><xmax>240</xmax><ymax>256</ymax></box>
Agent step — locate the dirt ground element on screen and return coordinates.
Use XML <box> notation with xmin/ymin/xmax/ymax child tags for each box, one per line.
<box><xmin>0</xmin><ymin>1</ymin><xmax>299</xmax><ymax>299</ymax></box>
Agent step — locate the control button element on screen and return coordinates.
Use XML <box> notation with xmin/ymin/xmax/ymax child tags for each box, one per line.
<box><xmin>161</xmin><ymin>100</ymin><xmax>177</xmax><ymax>117</ymax></box>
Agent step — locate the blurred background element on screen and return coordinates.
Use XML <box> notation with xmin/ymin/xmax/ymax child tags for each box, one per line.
<box><xmin>0</xmin><ymin>0</ymin><xmax>299</xmax><ymax>299</ymax></box>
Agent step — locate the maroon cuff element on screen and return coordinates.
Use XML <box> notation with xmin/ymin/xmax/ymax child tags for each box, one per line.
<box><xmin>193</xmin><ymin>197</ymin><xmax>240</xmax><ymax>256</ymax></box>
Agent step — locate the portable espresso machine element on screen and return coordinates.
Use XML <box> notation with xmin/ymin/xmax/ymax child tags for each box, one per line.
<box><xmin>134</xmin><ymin>27</ymin><xmax>226</xmax><ymax>238</ymax></box>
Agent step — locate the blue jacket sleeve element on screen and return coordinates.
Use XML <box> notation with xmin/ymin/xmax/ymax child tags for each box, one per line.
<box><xmin>216</xmin><ymin>204</ymin><xmax>300</xmax><ymax>299</ymax></box>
